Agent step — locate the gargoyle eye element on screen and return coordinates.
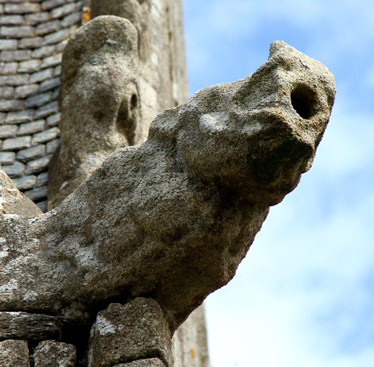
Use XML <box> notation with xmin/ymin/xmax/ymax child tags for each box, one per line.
<box><xmin>291</xmin><ymin>84</ymin><xmax>318</xmax><ymax>119</ymax></box>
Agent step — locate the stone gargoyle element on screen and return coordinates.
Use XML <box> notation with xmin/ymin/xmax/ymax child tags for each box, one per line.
<box><xmin>0</xmin><ymin>26</ymin><xmax>335</xmax><ymax>333</ymax></box>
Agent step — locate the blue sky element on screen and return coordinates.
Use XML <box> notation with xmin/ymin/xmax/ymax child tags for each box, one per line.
<box><xmin>183</xmin><ymin>1</ymin><xmax>374</xmax><ymax>366</ymax></box>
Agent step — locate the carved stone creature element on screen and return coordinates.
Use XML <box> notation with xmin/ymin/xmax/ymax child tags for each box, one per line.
<box><xmin>0</xmin><ymin>37</ymin><xmax>335</xmax><ymax>332</ymax></box>
<box><xmin>48</xmin><ymin>16</ymin><xmax>141</xmax><ymax>209</ymax></box>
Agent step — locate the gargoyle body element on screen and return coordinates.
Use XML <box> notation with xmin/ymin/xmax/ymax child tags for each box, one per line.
<box><xmin>0</xmin><ymin>26</ymin><xmax>335</xmax><ymax>331</ymax></box>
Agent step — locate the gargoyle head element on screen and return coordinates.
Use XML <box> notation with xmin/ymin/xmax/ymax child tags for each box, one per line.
<box><xmin>172</xmin><ymin>41</ymin><xmax>336</xmax><ymax>206</ymax></box>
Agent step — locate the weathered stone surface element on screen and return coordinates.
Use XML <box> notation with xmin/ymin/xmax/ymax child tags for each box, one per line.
<box><xmin>12</xmin><ymin>175</ymin><xmax>37</xmax><ymax>191</ymax></box>
<box><xmin>1</xmin><ymin>161</ymin><xmax>25</xmax><ymax>178</ymax></box>
<box><xmin>0</xmin><ymin>169</ymin><xmax>42</xmax><ymax>216</ymax></box>
<box><xmin>91</xmin><ymin>0</ymin><xmax>189</xmax><ymax>133</ymax></box>
<box><xmin>173</xmin><ymin>305</ymin><xmax>209</xmax><ymax>367</ymax></box>
<box><xmin>5</xmin><ymin>110</ymin><xmax>34</xmax><ymax>124</ymax></box>
<box><xmin>0</xmin><ymin>152</ymin><xmax>15</xmax><ymax>165</ymax></box>
<box><xmin>0</xmin><ymin>124</ymin><xmax>17</xmax><ymax>138</ymax></box>
<box><xmin>0</xmin><ymin>73</ymin><xmax>29</xmax><ymax>85</ymax></box>
<box><xmin>23</xmin><ymin>185</ymin><xmax>48</xmax><ymax>201</ymax></box>
<box><xmin>17</xmin><ymin>120</ymin><xmax>45</xmax><ymax>136</ymax></box>
<box><xmin>0</xmin><ymin>339</ymin><xmax>30</xmax><ymax>367</ymax></box>
<box><xmin>35</xmin><ymin>100</ymin><xmax>58</xmax><ymax>118</ymax></box>
<box><xmin>33</xmin><ymin>340</ymin><xmax>76</xmax><ymax>367</ymax></box>
<box><xmin>17</xmin><ymin>145</ymin><xmax>46</xmax><ymax>162</ymax></box>
<box><xmin>19</xmin><ymin>37</ymin><xmax>43</xmax><ymax>49</ymax></box>
<box><xmin>0</xmin><ymin>41</ymin><xmax>335</xmax><ymax>332</ymax></box>
<box><xmin>0</xmin><ymin>62</ymin><xmax>18</xmax><ymax>75</ymax></box>
<box><xmin>2</xmin><ymin>136</ymin><xmax>31</xmax><ymax>150</ymax></box>
<box><xmin>0</xmin><ymin>311</ymin><xmax>62</xmax><ymax>341</ymax></box>
<box><xmin>48</xmin><ymin>15</ymin><xmax>141</xmax><ymax>209</ymax></box>
<box><xmin>15</xmin><ymin>84</ymin><xmax>40</xmax><ymax>99</ymax></box>
<box><xmin>114</xmin><ymin>358</ymin><xmax>166</xmax><ymax>367</ymax></box>
<box><xmin>0</xmin><ymin>86</ymin><xmax>14</xmax><ymax>98</ymax></box>
<box><xmin>88</xmin><ymin>299</ymin><xmax>172</xmax><ymax>367</ymax></box>
<box><xmin>31</xmin><ymin>127</ymin><xmax>59</xmax><ymax>145</ymax></box>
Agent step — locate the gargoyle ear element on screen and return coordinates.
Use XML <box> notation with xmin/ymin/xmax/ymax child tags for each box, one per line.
<box><xmin>268</xmin><ymin>40</ymin><xmax>294</xmax><ymax>59</ymax></box>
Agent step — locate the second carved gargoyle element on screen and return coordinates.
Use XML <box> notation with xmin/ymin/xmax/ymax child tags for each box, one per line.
<box><xmin>0</xmin><ymin>21</ymin><xmax>335</xmax><ymax>331</ymax></box>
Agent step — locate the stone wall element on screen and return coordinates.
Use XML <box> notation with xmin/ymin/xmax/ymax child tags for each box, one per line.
<box><xmin>0</xmin><ymin>2</ymin><xmax>211</xmax><ymax>366</ymax></box>
<box><xmin>0</xmin><ymin>0</ymin><xmax>85</xmax><ymax>211</ymax></box>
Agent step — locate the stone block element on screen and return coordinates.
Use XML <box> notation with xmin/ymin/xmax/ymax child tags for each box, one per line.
<box><xmin>12</xmin><ymin>175</ymin><xmax>37</xmax><ymax>190</ymax></box>
<box><xmin>46</xmin><ymin>112</ymin><xmax>60</xmax><ymax>127</ymax></box>
<box><xmin>32</xmin><ymin>127</ymin><xmax>59</xmax><ymax>145</ymax></box>
<box><xmin>55</xmin><ymin>39</ymin><xmax>67</xmax><ymax>52</ymax></box>
<box><xmin>0</xmin><ymin>73</ymin><xmax>29</xmax><ymax>86</ymax></box>
<box><xmin>114</xmin><ymin>359</ymin><xmax>166</xmax><ymax>367</ymax></box>
<box><xmin>46</xmin><ymin>138</ymin><xmax>60</xmax><ymax>153</ymax></box>
<box><xmin>33</xmin><ymin>340</ymin><xmax>76</xmax><ymax>367</ymax></box>
<box><xmin>19</xmin><ymin>37</ymin><xmax>43</xmax><ymax>49</ymax></box>
<box><xmin>26</xmin><ymin>92</ymin><xmax>52</xmax><ymax>108</ymax></box>
<box><xmin>30</xmin><ymin>68</ymin><xmax>54</xmax><ymax>83</ymax></box>
<box><xmin>4</xmin><ymin>3</ymin><xmax>41</xmax><ymax>14</ymax></box>
<box><xmin>18</xmin><ymin>59</ymin><xmax>41</xmax><ymax>73</ymax></box>
<box><xmin>24</xmin><ymin>185</ymin><xmax>48</xmax><ymax>201</ymax></box>
<box><xmin>61</xmin><ymin>11</ymin><xmax>81</xmax><ymax>28</ymax></box>
<box><xmin>2</xmin><ymin>161</ymin><xmax>25</xmax><ymax>178</ymax></box>
<box><xmin>88</xmin><ymin>299</ymin><xmax>173</xmax><ymax>367</ymax></box>
<box><xmin>53</xmin><ymin>64</ymin><xmax>61</xmax><ymax>76</ymax></box>
<box><xmin>50</xmin><ymin>3</ymin><xmax>78</xmax><ymax>20</ymax></box>
<box><xmin>0</xmin><ymin>339</ymin><xmax>30</xmax><ymax>367</ymax></box>
<box><xmin>24</xmin><ymin>155</ymin><xmax>51</xmax><ymax>175</ymax></box>
<box><xmin>0</xmin><ymin>98</ymin><xmax>25</xmax><ymax>111</ymax></box>
<box><xmin>5</xmin><ymin>109</ymin><xmax>34</xmax><ymax>123</ymax></box>
<box><xmin>172</xmin><ymin>306</ymin><xmax>210</xmax><ymax>367</ymax></box>
<box><xmin>18</xmin><ymin>120</ymin><xmax>45</xmax><ymax>136</ymax></box>
<box><xmin>2</xmin><ymin>136</ymin><xmax>31</xmax><ymax>150</ymax></box>
<box><xmin>0</xmin><ymin>86</ymin><xmax>14</xmax><ymax>98</ymax></box>
<box><xmin>39</xmin><ymin>77</ymin><xmax>60</xmax><ymax>92</ymax></box>
<box><xmin>43</xmin><ymin>28</ymin><xmax>69</xmax><ymax>45</ymax></box>
<box><xmin>32</xmin><ymin>45</ymin><xmax>56</xmax><ymax>59</ymax></box>
<box><xmin>0</xmin><ymin>151</ymin><xmax>15</xmax><ymax>165</ymax></box>
<box><xmin>52</xmin><ymin>86</ymin><xmax>60</xmax><ymax>99</ymax></box>
<box><xmin>0</xmin><ymin>39</ymin><xmax>18</xmax><ymax>50</ymax></box>
<box><xmin>36</xmin><ymin>19</ymin><xmax>61</xmax><ymax>36</ymax></box>
<box><xmin>17</xmin><ymin>144</ymin><xmax>45</xmax><ymax>162</ymax></box>
<box><xmin>1</xmin><ymin>49</ymin><xmax>32</xmax><ymax>62</ymax></box>
<box><xmin>41</xmin><ymin>0</ymin><xmax>67</xmax><ymax>11</ymax></box>
<box><xmin>0</xmin><ymin>124</ymin><xmax>17</xmax><ymax>138</ymax></box>
<box><xmin>15</xmin><ymin>84</ymin><xmax>39</xmax><ymax>99</ymax></box>
<box><xmin>41</xmin><ymin>53</ymin><xmax>61</xmax><ymax>68</ymax></box>
<box><xmin>0</xmin><ymin>62</ymin><xmax>18</xmax><ymax>74</ymax></box>
<box><xmin>36</xmin><ymin>171</ymin><xmax>48</xmax><ymax>187</ymax></box>
<box><xmin>0</xmin><ymin>312</ymin><xmax>62</xmax><ymax>341</ymax></box>
<box><xmin>0</xmin><ymin>15</ymin><xmax>24</xmax><ymax>25</ymax></box>
<box><xmin>24</xmin><ymin>12</ymin><xmax>50</xmax><ymax>25</ymax></box>
<box><xmin>35</xmin><ymin>101</ymin><xmax>58</xmax><ymax>118</ymax></box>
<box><xmin>36</xmin><ymin>200</ymin><xmax>47</xmax><ymax>212</ymax></box>
<box><xmin>0</xmin><ymin>25</ymin><xmax>35</xmax><ymax>38</ymax></box>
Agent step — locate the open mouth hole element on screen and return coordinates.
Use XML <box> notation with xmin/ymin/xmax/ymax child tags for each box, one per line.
<box><xmin>291</xmin><ymin>84</ymin><xmax>318</xmax><ymax>119</ymax></box>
